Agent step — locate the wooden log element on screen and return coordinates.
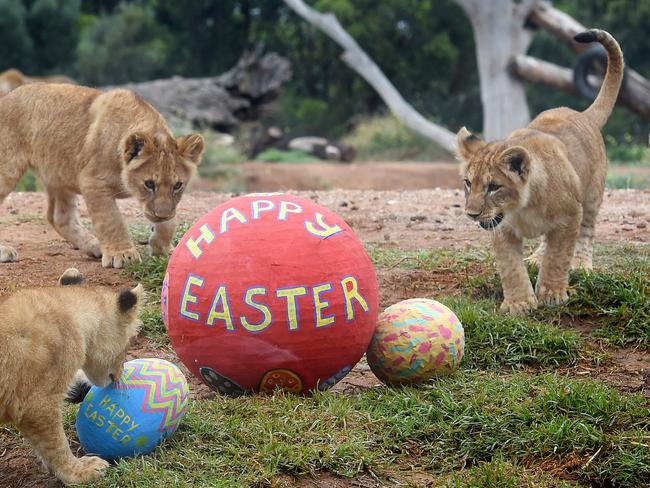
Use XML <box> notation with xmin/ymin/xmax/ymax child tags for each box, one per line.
<box><xmin>283</xmin><ymin>0</ymin><xmax>457</xmax><ymax>154</ymax></box>
<box><xmin>106</xmin><ymin>47</ymin><xmax>292</xmax><ymax>132</ymax></box>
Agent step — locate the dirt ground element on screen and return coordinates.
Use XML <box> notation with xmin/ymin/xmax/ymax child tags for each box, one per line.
<box><xmin>0</xmin><ymin>171</ymin><xmax>648</xmax><ymax>487</ymax></box>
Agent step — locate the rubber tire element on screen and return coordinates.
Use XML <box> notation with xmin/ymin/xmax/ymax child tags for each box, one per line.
<box><xmin>573</xmin><ymin>45</ymin><xmax>627</xmax><ymax>101</ymax></box>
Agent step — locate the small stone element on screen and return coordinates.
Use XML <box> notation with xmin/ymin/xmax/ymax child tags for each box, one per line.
<box><xmin>410</xmin><ymin>214</ymin><xmax>427</xmax><ymax>222</ymax></box>
<box><xmin>451</xmin><ymin>203</ymin><xmax>461</xmax><ymax>208</ymax></box>
<box><xmin>383</xmin><ymin>234</ymin><xmax>391</xmax><ymax>241</ymax></box>
<box><xmin>387</xmin><ymin>200</ymin><xmax>397</xmax><ymax>205</ymax></box>
<box><xmin>339</xmin><ymin>201</ymin><xmax>349</xmax><ymax>207</ymax></box>
<box><xmin>622</xmin><ymin>226</ymin><xmax>634</xmax><ymax>232</ymax></box>
<box><xmin>351</xmin><ymin>205</ymin><xmax>359</xmax><ymax>211</ymax></box>
<box><xmin>636</xmin><ymin>222</ymin><xmax>647</xmax><ymax>229</ymax></box>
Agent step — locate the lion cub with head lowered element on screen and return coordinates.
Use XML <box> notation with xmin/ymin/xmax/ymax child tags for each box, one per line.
<box><xmin>457</xmin><ymin>29</ymin><xmax>624</xmax><ymax>315</ymax></box>
<box><xmin>0</xmin><ymin>83</ymin><xmax>204</xmax><ymax>268</ymax></box>
<box><xmin>0</xmin><ymin>269</ymin><xmax>143</xmax><ymax>485</ymax></box>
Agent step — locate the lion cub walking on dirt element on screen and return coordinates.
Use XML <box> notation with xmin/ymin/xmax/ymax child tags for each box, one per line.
<box><xmin>456</xmin><ymin>29</ymin><xmax>624</xmax><ymax>315</ymax></box>
<box><xmin>0</xmin><ymin>83</ymin><xmax>204</xmax><ymax>268</ymax></box>
<box><xmin>0</xmin><ymin>269</ymin><xmax>143</xmax><ymax>485</ymax></box>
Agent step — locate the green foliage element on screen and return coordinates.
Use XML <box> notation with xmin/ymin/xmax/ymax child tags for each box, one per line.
<box><xmin>606</xmin><ymin>134</ymin><xmax>650</xmax><ymax>165</ymax></box>
<box><xmin>27</xmin><ymin>0</ymin><xmax>80</xmax><ymax>73</ymax></box>
<box><xmin>15</xmin><ymin>170</ymin><xmax>39</xmax><ymax>192</ymax></box>
<box><xmin>0</xmin><ymin>1</ymin><xmax>34</xmax><ymax>72</ymax></box>
<box><xmin>254</xmin><ymin>148</ymin><xmax>319</xmax><ymax>163</ymax></box>
<box><xmin>76</xmin><ymin>4</ymin><xmax>170</xmax><ymax>85</ymax></box>
<box><xmin>606</xmin><ymin>172</ymin><xmax>650</xmax><ymax>190</ymax></box>
<box><xmin>343</xmin><ymin>115</ymin><xmax>448</xmax><ymax>161</ymax></box>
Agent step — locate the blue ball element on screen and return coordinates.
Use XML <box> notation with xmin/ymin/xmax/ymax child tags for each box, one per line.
<box><xmin>76</xmin><ymin>358</ymin><xmax>190</xmax><ymax>460</ymax></box>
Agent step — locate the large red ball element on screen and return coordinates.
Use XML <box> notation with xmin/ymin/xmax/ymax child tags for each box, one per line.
<box><xmin>163</xmin><ymin>194</ymin><xmax>378</xmax><ymax>396</ymax></box>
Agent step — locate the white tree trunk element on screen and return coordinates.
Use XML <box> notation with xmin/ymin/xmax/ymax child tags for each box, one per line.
<box><xmin>456</xmin><ymin>0</ymin><xmax>537</xmax><ymax>141</ymax></box>
<box><xmin>283</xmin><ymin>0</ymin><xmax>457</xmax><ymax>154</ymax></box>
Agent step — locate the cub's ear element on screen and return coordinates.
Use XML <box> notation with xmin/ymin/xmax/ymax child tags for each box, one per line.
<box><xmin>177</xmin><ymin>134</ymin><xmax>205</xmax><ymax>165</ymax></box>
<box><xmin>500</xmin><ymin>146</ymin><xmax>530</xmax><ymax>180</ymax></box>
<box><xmin>117</xmin><ymin>284</ymin><xmax>145</xmax><ymax>314</ymax></box>
<box><xmin>456</xmin><ymin>127</ymin><xmax>485</xmax><ymax>161</ymax></box>
<box><xmin>123</xmin><ymin>132</ymin><xmax>151</xmax><ymax>165</ymax></box>
<box><xmin>59</xmin><ymin>268</ymin><xmax>85</xmax><ymax>286</ymax></box>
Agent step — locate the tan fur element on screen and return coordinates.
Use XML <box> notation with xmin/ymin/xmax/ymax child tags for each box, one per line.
<box><xmin>456</xmin><ymin>29</ymin><xmax>624</xmax><ymax>315</ymax></box>
<box><xmin>0</xmin><ymin>269</ymin><xmax>143</xmax><ymax>485</ymax></box>
<box><xmin>0</xmin><ymin>68</ymin><xmax>75</xmax><ymax>96</ymax></box>
<box><xmin>0</xmin><ymin>84</ymin><xmax>204</xmax><ymax>268</ymax></box>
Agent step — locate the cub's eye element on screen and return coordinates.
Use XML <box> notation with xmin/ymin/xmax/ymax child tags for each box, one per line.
<box><xmin>464</xmin><ymin>179</ymin><xmax>472</xmax><ymax>190</ymax></box>
<box><xmin>173</xmin><ymin>181</ymin><xmax>183</xmax><ymax>191</ymax></box>
<box><xmin>487</xmin><ymin>182</ymin><xmax>501</xmax><ymax>193</ymax></box>
<box><xmin>144</xmin><ymin>180</ymin><xmax>156</xmax><ymax>191</ymax></box>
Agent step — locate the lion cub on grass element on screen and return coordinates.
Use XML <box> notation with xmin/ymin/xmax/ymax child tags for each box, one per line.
<box><xmin>456</xmin><ymin>29</ymin><xmax>624</xmax><ymax>315</ymax></box>
<box><xmin>0</xmin><ymin>83</ymin><xmax>204</xmax><ymax>268</ymax></box>
<box><xmin>0</xmin><ymin>269</ymin><xmax>143</xmax><ymax>485</ymax></box>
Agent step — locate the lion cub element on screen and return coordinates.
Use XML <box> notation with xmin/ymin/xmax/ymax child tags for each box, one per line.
<box><xmin>0</xmin><ymin>83</ymin><xmax>204</xmax><ymax>268</ymax></box>
<box><xmin>0</xmin><ymin>269</ymin><xmax>143</xmax><ymax>485</ymax></box>
<box><xmin>456</xmin><ymin>29</ymin><xmax>624</xmax><ymax>315</ymax></box>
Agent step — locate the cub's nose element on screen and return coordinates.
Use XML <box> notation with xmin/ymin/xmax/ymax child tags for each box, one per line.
<box><xmin>466</xmin><ymin>211</ymin><xmax>481</xmax><ymax>219</ymax></box>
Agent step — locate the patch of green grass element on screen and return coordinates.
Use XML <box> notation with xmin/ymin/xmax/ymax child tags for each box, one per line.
<box><xmin>71</xmin><ymin>372</ymin><xmax>648</xmax><ymax>487</ymax></box>
<box><xmin>409</xmin><ymin>243</ymin><xmax>650</xmax><ymax>348</ymax></box>
<box><xmin>367</xmin><ymin>243</ymin><xmax>491</xmax><ymax>271</ymax></box>
<box><xmin>432</xmin><ymin>458</ymin><xmax>579</xmax><ymax>487</ymax></box>
<box><xmin>445</xmin><ymin>297</ymin><xmax>582</xmax><ymax>369</ymax></box>
<box><xmin>125</xmin><ymin>254</ymin><xmax>169</xmax><ymax>296</ymax></box>
<box><xmin>534</xmin><ymin>270</ymin><xmax>650</xmax><ymax>347</ymax></box>
<box><xmin>125</xmin><ymin>222</ymin><xmax>190</xmax><ymax>295</ymax></box>
<box><xmin>254</xmin><ymin>148</ymin><xmax>320</xmax><ymax>163</ymax></box>
<box><xmin>140</xmin><ymin>305</ymin><xmax>169</xmax><ymax>347</ymax></box>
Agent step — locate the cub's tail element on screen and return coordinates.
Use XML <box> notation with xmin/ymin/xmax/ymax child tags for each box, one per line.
<box><xmin>574</xmin><ymin>29</ymin><xmax>624</xmax><ymax>128</ymax></box>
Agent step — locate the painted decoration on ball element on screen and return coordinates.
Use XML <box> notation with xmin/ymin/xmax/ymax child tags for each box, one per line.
<box><xmin>367</xmin><ymin>298</ymin><xmax>464</xmax><ymax>385</ymax></box>
<box><xmin>164</xmin><ymin>193</ymin><xmax>379</xmax><ymax>395</ymax></box>
<box><xmin>76</xmin><ymin>358</ymin><xmax>189</xmax><ymax>461</ymax></box>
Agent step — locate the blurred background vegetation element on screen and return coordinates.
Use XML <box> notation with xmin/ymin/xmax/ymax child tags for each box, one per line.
<box><xmin>3</xmin><ymin>0</ymin><xmax>650</xmax><ymax>182</ymax></box>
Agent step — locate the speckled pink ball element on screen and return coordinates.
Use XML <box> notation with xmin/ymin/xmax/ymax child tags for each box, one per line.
<box><xmin>366</xmin><ymin>298</ymin><xmax>464</xmax><ymax>385</ymax></box>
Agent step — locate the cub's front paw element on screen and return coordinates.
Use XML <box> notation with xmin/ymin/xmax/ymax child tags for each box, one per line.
<box><xmin>148</xmin><ymin>239</ymin><xmax>171</xmax><ymax>257</ymax></box>
<box><xmin>80</xmin><ymin>237</ymin><xmax>102</xmax><ymax>259</ymax></box>
<box><xmin>500</xmin><ymin>295</ymin><xmax>538</xmax><ymax>316</ymax></box>
<box><xmin>0</xmin><ymin>244</ymin><xmax>17</xmax><ymax>262</ymax></box>
<box><xmin>536</xmin><ymin>284</ymin><xmax>569</xmax><ymax>306</ymax></box>
<box><xmin>101</xmin><ymin>247</ymin><xmax>141</xmax><ymax>269</ymax></box>
<box><xmin>59</xmin><ymin>456</ymin><xmax>109</xmax><ymax>485</ymax></box>
<box><xmin>570</xmin><ymin>254</ymin><xmax>593</xmax><ymax>271</ymax></box>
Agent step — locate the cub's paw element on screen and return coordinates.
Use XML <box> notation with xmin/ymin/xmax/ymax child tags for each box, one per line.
<box><xmin>59</xmin><ymin>456</ymin><xmax>109</xmax><ymax>485</ymax></box>
<box><xmin>570</xmin><ymin>255</ymin><xmax>593</xmax><ymax>271</ymax></box>
<box><xmin>101</xmin><ymin>248</ymin><xmax>141</xmax><ymax>269</ymax></box>
<box><xmin>500</xmin><ymin>296</ymin><xmax>538</xmax><ymax>316</ymax></box>
<box><xmin>82</xmin><ymin>237</ymin><xmax>102</xmax><ymax>259</ymax></box>
<box><xmin>148</xmin><ymin>239</ymin><xmax>171</xmax><ymax>257</ymax></box>
<box><xmin>536</xmin><ymin>284</ymin><xmax>570</xmax><ymax>306</ymax></box>
<box><xmin>0</xmin><ymin>244</ymin><xmax>17</xmax><ymax>262</ymax></box>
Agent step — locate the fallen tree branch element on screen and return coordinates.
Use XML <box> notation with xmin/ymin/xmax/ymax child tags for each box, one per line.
<box><xmin>283</xmin><ymin>0</ymin><xmax>456</xmax><ymax>154</ymax></box>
